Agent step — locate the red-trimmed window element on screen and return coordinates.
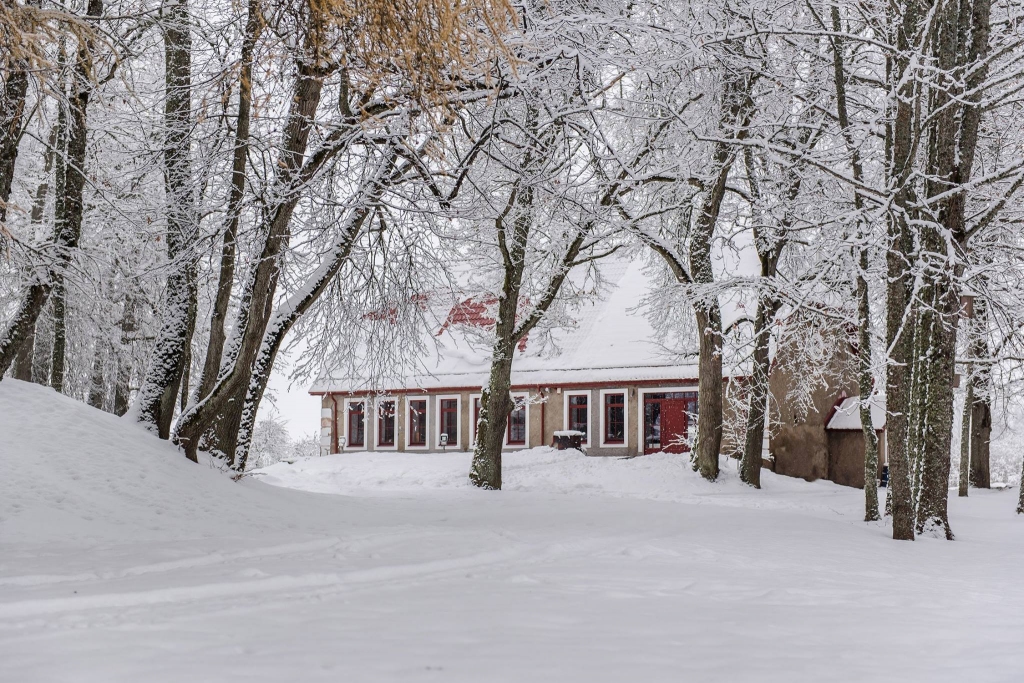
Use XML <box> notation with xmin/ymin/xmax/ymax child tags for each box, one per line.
<box><xmin>378</xmin><ymin>400</ymin><xmax>396</xmax><ymax>446</ymax></box>
<box><xmin>507</xmin><ymin>397</ymin><xmax>526</xmax><ymax>445</ymax></box>
<box><xmin>440</xmin><ymin>399</ymin><xmax>458</xmax><ymax>445</ymax></box>
<box><xmin>568</xmin><ymin>394</ymin><xmax>588</xmax><ymax>440</ymax></box>
<box><xmin>409</xmin><ymin>399</ymin><xmax>427</xmax><ymax>446</ymax></box>
<box><xmin>604</xmin><ymin>393</ymin><xmax>625</xmax><ymax>444</ymax></box>
<box><xmin>348</xmin><ymin>402</ymin><xmax>365</xmax><ymax>447</ymax></box>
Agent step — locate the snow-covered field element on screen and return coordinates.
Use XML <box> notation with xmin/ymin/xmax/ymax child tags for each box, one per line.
<box><xmin>3</xmin><ymin>380</ymin><xmax>1023</xmax><ymax>682</ymax></box>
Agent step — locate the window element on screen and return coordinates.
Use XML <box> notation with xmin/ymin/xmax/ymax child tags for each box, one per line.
<box><xmin>563</xmin><ymin>391</ymin><xmax>590</xmax><ymax>444</ymax></box>
<box><xmin>472</xmin><ymin>396</ymin><xmax>481</xmax><ymax>443</ymax></box>
<box><xmin>439</xmin><ymin>398</ymin><xmax>458</xmax><ymax>446</ymax></box>
<box><xmin>507</xmin><ymin>396</ymin><xmax>527</xmax><ymax>445</ymax></box>
<box><xmin>409</xmin><ymin>399</ymin><xmax>427</xmax><ymax>447</ymax></box>
<box><xmin>568</xmin><ymin>394</ymin><xmax>588</xmax><ymax>438</ymax></box>
<box><xmin>604</xmin><ymin>393</ymin><xmax>625</xmax><ymax>444</ymax></box>
<box><xmin>348</xmin><ymin>401</ymin><xmax>364</xmax><ymax>447</ymax></box>
<box><xmin>378</xmin><ymin>400</ymin><xmax>396</xmax><ymax>446</ymax></box>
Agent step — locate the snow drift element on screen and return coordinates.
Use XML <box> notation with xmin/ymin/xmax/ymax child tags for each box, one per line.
<box><xmin>3</xmin><ymin>379</ymin><xmax>1024</xmax><ymax>683</ymax></box>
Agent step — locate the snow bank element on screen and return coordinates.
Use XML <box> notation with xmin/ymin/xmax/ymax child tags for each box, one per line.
<box><xmin>257</xmin><ymin>447</ymin><xmax>838</xmax><ymax>514</ymax></box>
<box><xmin>4</xmin><ymin>379</ymin><xmax>1024</xmax><ymax>683</ymax></box>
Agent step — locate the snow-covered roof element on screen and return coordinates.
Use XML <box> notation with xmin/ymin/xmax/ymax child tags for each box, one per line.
<box><xmin>826</xmin><ymin>396</ymin><xmax>887</xmax><ymax>431</ymax></box>
<box><xmin>311</xmin><ymin>257</ymin><xmax>712</xmax><ymax>394</ymax></box>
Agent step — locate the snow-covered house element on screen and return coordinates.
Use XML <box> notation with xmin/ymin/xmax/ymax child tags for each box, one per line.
<box><xmin>310</xmin><ymin>258</ymin><xmax>721</xmax><ymax>458</ymax></box>
<box><xmin>311</xmin><ymin>258</ymin><xmax>882</xmax><ymax>489</ymax></box>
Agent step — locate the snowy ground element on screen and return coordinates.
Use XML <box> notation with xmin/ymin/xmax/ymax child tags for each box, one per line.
<box><xmin>2</xmin><ymin>380</ymin><xmax>1024</xmax><ymax>682</ymax></box>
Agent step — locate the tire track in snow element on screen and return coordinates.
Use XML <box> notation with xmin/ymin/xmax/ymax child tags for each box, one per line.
<box><xmin>0</xmin><ymin>538</ymin><xmax>342</xmax><ymax>588</ymax></box>
<box><xmin>0</xmin><ymin>536</ymin><xmax>630</xmax><ymax>622</ymax></box>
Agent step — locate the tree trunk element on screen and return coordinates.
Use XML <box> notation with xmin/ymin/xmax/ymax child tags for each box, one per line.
<box><xmin>87</xmin><ymin>342</ymin><xmax>107</xmax><ymax>409</ymax></box>
<box><xmin>740</xmin><ymin>292</ymin><xmax>775</xmax><ymax>487</ymax></box>
<box><xmin>968</xmin><ymin>299</ymin><xmax>991</xmax><ymax>489</ymax></box>
<box><xmin>856</xmin><ymin>247</ymin><xmax>881</xmax><ymax>521</ymax></box>
<box><xmin>112</xmin><ymin>295</ymin><xmax>137</xmax><ymax>416</ymax></box>
<box><xmin>882</xmin><ymin>0</ymin><xmax>923</xmax><ymax>541</ymax></box>
<box><xmin>470</xmin><ymin>356</ymin><xmax>514</xmax><ymax>490</ymax></box>
<box><xmin>11</xmin><ymin>126</ymin><xmax>59</xmax><ymax>382</ymax></box>
<box><xmin>688</xmin><ymin>69</ymin><xmax>755</xmax><ymax>482</ymax></box>
<box><xmin>0</xmin><ymin>0</ymin><xmax>101</xmax><ymax>380</ymax></box>
<box><xmin>32</xmin><ymin>306</ymin><xmax>52</xmax><ymax>385</ymax></box>
<box><xmin>49</xmin><ymin>278</ymin><xmax>67</xmax><ymax>392</ymax></box>
<box><xmin>958</xmin><ymin>378</ymin><xmax>972</xmax><ymax>497</ymax></box>
<box><xmin>829</xmin><ymin>4</ymin><xmax>879</xmax><ymax>520</ymax></box>
<box><xmin>0</xmin><ymin>1</ymin><xmax>100</xmax><ymax>377</ymax></box>
<box><xmin>196</xmin><ymin>0</ymin><xmax>260</xmax><ymax>404</ymax></box>
<box><xmin>12</xmin><ymin>322</ymin><xmax>34</xmax><ymax>381</ymax></box>
<box><xmin>469</xmin><ymin>179</ymin><xmax>533</xmax><ymax>490</ymax></box>
<box><xmin>913</xmin><ymin>280</ymin><xmax>957</xmax><ymax>539</ymax></box>
<box><xmin>233</xmin><ymin>192</ymin><xmax>383</xmax><ymax>469</ymax></box>
<box><xmin>133</xmin><ymin>0</ymin><xmax>199</xmax><ymax>439</ymax></box>
<box><xmin>173</xmin><ymin>24</ymin><xmax>330</xmax><ymax>464</ymax></box>
<box><xmin>0</xmin><ymin>49</ymin><xmax>30</xmax><ymax>225</ymax></box>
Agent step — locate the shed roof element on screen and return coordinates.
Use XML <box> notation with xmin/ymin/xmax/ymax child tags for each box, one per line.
<box><xmin>826</xmin><ymin>396</ymin><xmax>887</xmax><ymax>431</ymax></box>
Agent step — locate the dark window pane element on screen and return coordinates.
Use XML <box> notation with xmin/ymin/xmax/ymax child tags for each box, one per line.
<box><xmin>348</xmin><ymin>402</ymin><xmax>364</xmax><ymax>446</ymax></box>
<box><xmin>605</xmin><ymin>393</ymin><xmax>624</xmax><ymax>443</ymax></box>
<box><xmin>440</xmin><ymin>398</ymin><xmax>458</xmax><ymax>444</ymax></box>
<box><xmin>379</xmin><ymin>400</ymin><xmax>396</xmax><ymax>446</ymax></box>
<box><xmin>569</xmin><ymin>394</ymin><xmax>588</xmax><ymax>437</ymax></box>
<box><xmin>508</xmin><ymin>397</ymin><xmax>526</xmax><ymax>444</ymax></box>
<box><xmin>409</xmin><ymin>399</ymin><xmax>427</xmax><ymax>446</ymax></box>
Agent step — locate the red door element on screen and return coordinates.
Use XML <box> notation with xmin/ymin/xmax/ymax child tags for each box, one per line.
<box><xmin>660</xmin><ymin>399</ymin><xmax>689</xmax><ymax>453</ymax></box>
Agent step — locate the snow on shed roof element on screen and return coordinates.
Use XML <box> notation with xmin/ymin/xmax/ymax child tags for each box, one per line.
<box><xmin>310</xmin><ymin>257</ymin><xmax>719</xmax><ymax>394</ymax></box>
<box><xmin>826</xmin><ymin>396</ymin><xmax>887</xmax><ymax>431</ymax></box>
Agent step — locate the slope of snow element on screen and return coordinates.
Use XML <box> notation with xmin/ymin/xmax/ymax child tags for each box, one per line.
<box><xmin>3</xmin><ymin>378</ymin><xmax>1024</xmax><ymax>682</ymax></box>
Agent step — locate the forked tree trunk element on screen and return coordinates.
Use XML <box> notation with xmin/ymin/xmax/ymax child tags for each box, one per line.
<box><xmin>470</xmin><ymin>180</ymin><xmax>533</xmax><ymax>490</ymax></box>
<box><xmin>688</xmin><ymin>69</ymin><xmax>755</xmax><ymax>482</ymax></box>
<box><xmin>196</xmin><ymin>0</ymin><xmax>261</xmax><ymax>404</ymax></box>
<box><xmin>174</xmin><ymin>19</ymin><xmax>332</xmax><ymax>464</ymax></box>
<box><xmin>234</xmin><ymin>183</ymin><xmax>388</xmax><ymax>469</ymax></box>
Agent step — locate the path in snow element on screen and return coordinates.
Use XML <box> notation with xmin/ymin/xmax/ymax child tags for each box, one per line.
<box><xmin>2</xmin><ymin>379</ymin><xmax>1023</xmax><ymax>682</ymax></box>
